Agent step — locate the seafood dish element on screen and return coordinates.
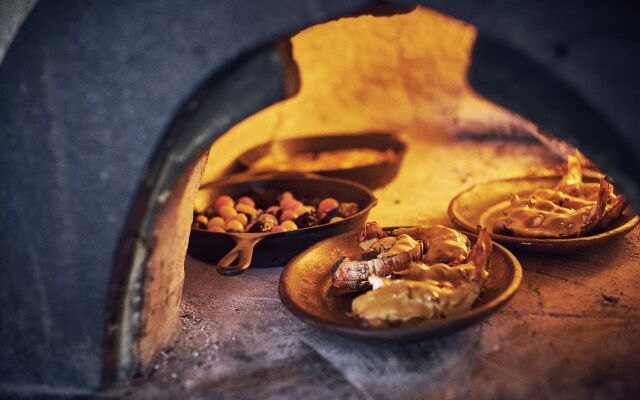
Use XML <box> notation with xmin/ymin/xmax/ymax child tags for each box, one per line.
<box><xmin>192</xmin><ymin>192</ymin><xmax>359</xmax><ymax>233</ymax></box>
<box><xmin>331</xmin><ymin>222</ymin><xmax>492</xmax><ymax>327</ymax></box>
<box><xmin>250</xmin><ymin>148</ymin><xmax>397</xmax><ymax>172</ymax></box>
<box><xmin>493</xmin><ymin>156</ymin><xmax>627</xmax><ymax>238</ymax></box>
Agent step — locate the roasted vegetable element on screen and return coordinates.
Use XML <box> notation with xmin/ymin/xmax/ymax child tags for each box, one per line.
<box><xmin>247</xmin><ymin>219</ymin><xmax>276</xmax><ymax>233</ymax></box>
<box><xmin>294</xmin><ymin>211</ymin><xmax>319</xmax><ymax>228</ymax></box>
<box><xmin>194</xmin><ymin>191</ymin><xmax>360</xmax><ymax>233</ymax></box>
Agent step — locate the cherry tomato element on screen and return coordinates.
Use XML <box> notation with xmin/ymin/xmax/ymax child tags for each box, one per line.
<box><xmin>236</xmin><ymin>204</ymin><xmax>257</xmax><ymax>217</ymax></box>
<box><xmin>225</xmin><ymin>220</ymin><xmax>244</xmax><ymax>233</ymax></box>
<box><xmin>280</xmin><ymin>220</ymin><xmax>298</xmax><ymax>231</ymax></box>
<box><xmin>279</xmin><ymin>198</ymin><xmax>297</xmax><ymax>210</ymax></box>
<box><xmin>229</xmin><ymin>213</ymin><xmax>248</xmax><ymax>226</ymax></box>
<box><xmin>218</xmin><ymin>205</ymin><xmax>237</xmax><ymax>220</ymax></box>
<box><xmin>284</xmin><ymin>200</ymin><xmax>303</xmax><ymax>211</ymax></box>
<box><xmin>280</xmin><ymin>209</ymin><xmax>298</xmax><ymax>223</ymax></box>
<box><xmin>318</xmin><ymin>198</ymin><xmax>339</xmax><ymax>215</ymax></box>
<box><xmin>237</xmin><ymin>196</ymin><xmax>255</xmax><ymax>208</ymax></box>
<box><xmin>214</xmin><ymin>195</ymin><xmax>234</xmax><ymax>212</ymax></box>
<box><xmin>265</xmin><ymin>206</ymin><xmax>280</xmax><ymax>215</ymax></box>
<box><xmin>207</xmin><ymin>216</ymin><xmax>225</xmax><ymax>230</ymax></box>
<box><xmin>270</xmin><ymin>225</ymin><xmax>286</xmax><ymax>233</ymax></box>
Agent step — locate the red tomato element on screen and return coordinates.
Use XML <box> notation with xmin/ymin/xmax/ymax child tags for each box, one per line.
<box><xmin>237</xmin><ymin>196</ymin><xmax>255</xmax><ymax>208</ymax></box>
<box><xmin>318</xmin><ymin>198</ymin><xmax>339</xmax><ymax>215</ymax></box>
<box><xmin>279</xmin><ymin>209</ymin><xmax>298</xmax><ymax>223</ymax></box>
<box><xmin>214</xmin><ymin>195</ymin><xmax>234</xmax><ymax>212</ymax></box>
<box><xmin>280</xmin><ymin>220</ymin><xmax>298</xmax><ymax>231</ymax></box>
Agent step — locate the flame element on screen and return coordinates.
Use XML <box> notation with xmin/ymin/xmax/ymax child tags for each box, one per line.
<box><xmin>199</xmin><ymin>6</ymin><xmax>561</xmax><ymax>224</ymax></box>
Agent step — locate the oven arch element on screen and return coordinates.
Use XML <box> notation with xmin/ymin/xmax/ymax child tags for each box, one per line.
<box><xmin>102</xmin><ymin>3</ymin><xmax>639</xmax><ymax>387</ymax></box>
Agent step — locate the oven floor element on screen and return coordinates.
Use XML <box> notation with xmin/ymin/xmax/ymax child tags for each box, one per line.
<box><xmin>115</xmin><ymin>225</ymin><xmax>640</xmax><ymax>399</ymax></box>
<box><xmin>114</xmin><ymin>137</ymin><xmax>640</xmax><ymax>399</ymax></box>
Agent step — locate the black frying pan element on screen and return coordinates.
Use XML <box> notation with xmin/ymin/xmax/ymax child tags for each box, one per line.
<box><xmin>188</xmin><ymin>172</ymin><xmax>377</xmax><ymax>275</ymax></box>
<box><xmin>232</xmin><ymin>132</ymin><xmax>407</xmax><ymax>189</ymax></box>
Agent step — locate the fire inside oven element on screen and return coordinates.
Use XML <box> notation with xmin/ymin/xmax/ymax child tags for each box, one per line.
<box><xmin>2</xmin><ymin>3</ymin><xmax>639</xmax><ymax>399</ymax></box>
<box><xmin>102</xmin><ymin>6</ymin><xmax>638</xmax><ymax>395</ymax></box>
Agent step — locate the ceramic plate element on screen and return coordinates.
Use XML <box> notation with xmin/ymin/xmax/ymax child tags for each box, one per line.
<box><xmin>279</xmin><ymin>228</ymin><xmax>522</xmax><ymax>341</ymax></box>
<box><xmin>448</xmin><ymin>175</ymin><xmax>639</xmax><ymax>254</ymax></box>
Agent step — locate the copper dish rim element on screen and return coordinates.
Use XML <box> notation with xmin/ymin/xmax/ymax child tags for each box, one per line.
<box><xmin>279</xmin><ymin>228</ymin><xmax>523</xmax><ymax>341</ymax></box>
<box><xmin>447</xmin><ymin>174</ymin><xmax>640</xmax><ymax>249</ymax></box>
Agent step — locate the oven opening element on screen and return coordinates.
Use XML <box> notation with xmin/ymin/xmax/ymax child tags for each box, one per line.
<box><xmin>101</xmin><ymin>5</ymin><xmax>637</xmax><ymax>395</ymax></box>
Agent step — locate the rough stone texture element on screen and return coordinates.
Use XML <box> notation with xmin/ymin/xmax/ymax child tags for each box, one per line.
<box><xmin>113</xmin><ymin>224</ymin><xmax>640</xmax><ymax>400</ymax></box>
<box><xmin>425</xmin><ymin>0</ymin><xmax>640</xmax><ymax>206</ymax></box>
<box><xmin>422</xmin><ymin>0</ymin><xmax>640</xmax><ymax>158</ymax></box>
<box><xmin>121</xmin><ymin>20</ymin><xmax>640</xmax><ymax>393</ymax></box>
<box><xmin>0</xmin><ymin>0</ymin><xmax>37</xmax><ymax>62</ymax></box>
<box><xmin>138</xmin><ymin>152</ymin><xmax>209</xmax><ymax>370</ymax></box>
<box><xmin>0</xmin><ymin>0</ymin><xmax>368</xmax><ymax>392</ymax></box>
<box><xmin>1</xmin><ymin>0</ymin><xmax>639</xmax><ymax>398</ymax></box>
<box><xmin>115</xmin><ymin>8</ymin><xmax>640</xmax><ymax>393</ymax></box>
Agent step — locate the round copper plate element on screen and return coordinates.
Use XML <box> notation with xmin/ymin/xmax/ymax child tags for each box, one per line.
<box><xmin>448</xmin><ymin>175</ymin><xmax>639</xmax><ymax>254</ymax></box>
<box><xmin>279</xmin><ymin>229</ymin><xmax>522</xmax><ymax>341</ymax></box>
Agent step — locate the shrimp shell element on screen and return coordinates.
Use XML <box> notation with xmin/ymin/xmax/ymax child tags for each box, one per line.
<box><xmin>352</xmin><ymin>228</ymin><xmax>492</xmax><ymax>326</ymax></box>
<box><xmin>331</xmin><ymin>241</ymin><xmax>424</xmax><ymax>290</ymax></box>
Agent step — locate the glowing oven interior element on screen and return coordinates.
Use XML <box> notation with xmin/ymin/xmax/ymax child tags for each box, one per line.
<box><xmin>106</xmin><ymin>6</ymin><xmax>632</xmax><ymax>385</ymax></box>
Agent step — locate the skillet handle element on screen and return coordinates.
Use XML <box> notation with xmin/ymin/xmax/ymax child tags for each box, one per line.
<box><xmin>216</xmin><ymin>235</ymin><xmax>264</xmax><ymax>276</ymax></box>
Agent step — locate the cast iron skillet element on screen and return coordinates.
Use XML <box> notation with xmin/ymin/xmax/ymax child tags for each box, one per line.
<box><xmin>279</xmin><ymin>229</ymin><xmax>522</xmax><ymax>341</ymax></box>
<box><xmin>232</xmin><ymin>132</ymin><xmax>407</xmax><ymax>189</ymax></box>
<box><xmin>188</xmin><ymin>172</ymin><xmax>377</xmax><ymax>275</ymax></box>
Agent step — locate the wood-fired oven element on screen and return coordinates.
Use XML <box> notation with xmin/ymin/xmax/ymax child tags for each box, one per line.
<box><xmin>1</xmin><ymin>1</ymin><xmax>639</xmax><ymax>399</ymax></box>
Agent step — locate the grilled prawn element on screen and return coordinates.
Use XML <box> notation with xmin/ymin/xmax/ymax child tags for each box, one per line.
<box><xmin>332</xmin><ymin>234</ymin><xmax>424</xmax><ymax>290</ymax></box>
<box><xmin>351</xmin><ymin>227</ymin><xmax>492</xmax><ymax>326</ymax></box>
<box><xmin>392</xmin><ymin>225</ymin><xmax>470</xmax><ymax>265</ymax></box>
<box><xmin>332</xmin><ymin>223</ymin><xmax>471</xmax><ymax>290</ymax></box>
<box><xmin>493</xmin><ymin>156</ymin><xmax>626</xmax><ymax>238</ymax></box>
